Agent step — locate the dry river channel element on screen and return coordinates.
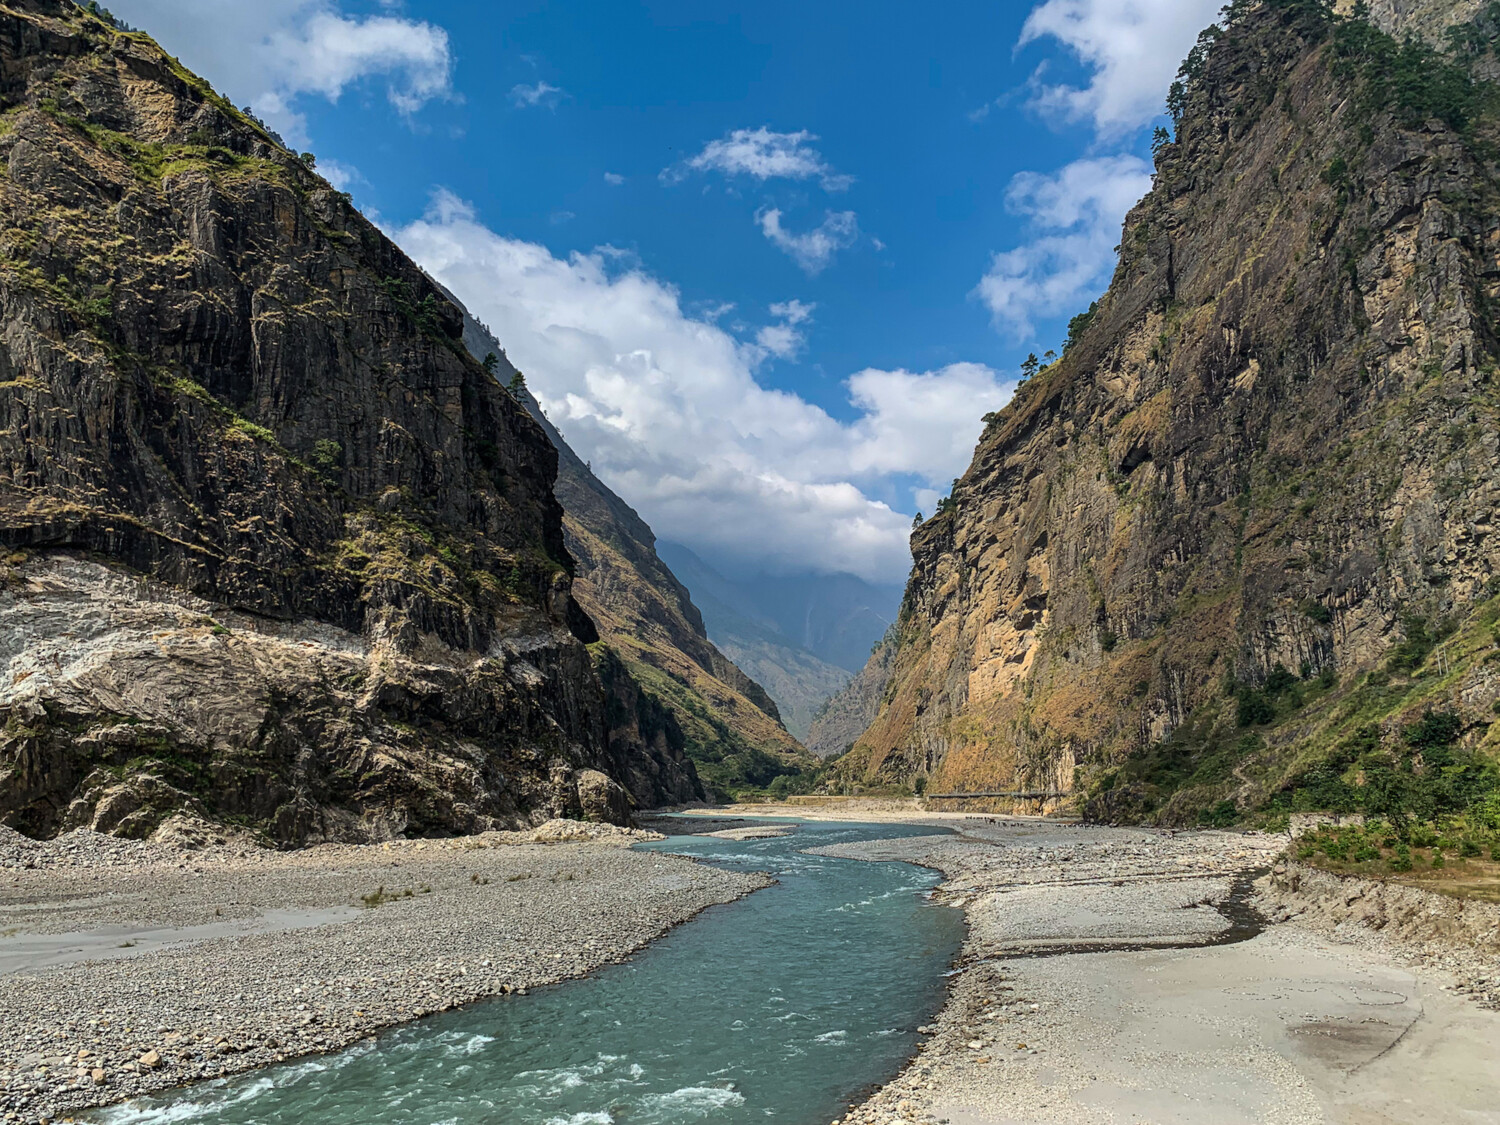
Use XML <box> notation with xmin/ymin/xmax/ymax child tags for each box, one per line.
<box><xmin>2</xmin><ymin>812</ymin><xmax>1498</xmax><ymax>1125</ymax></box>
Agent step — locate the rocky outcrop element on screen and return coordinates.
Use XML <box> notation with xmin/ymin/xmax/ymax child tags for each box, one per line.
<box><xmin>836</xmin><ymin>1</ymin><xmax>1500</xmax><ymax>818</ymax></box>
<box><xmin>0</xmin><ymin>0</ymin><xmax>700</xmax><ymax>842</ymax></box>
<box><xmin>453</xmin><ymin>311</ymin><xmax>813</xmax><ymax>794</ymax></box>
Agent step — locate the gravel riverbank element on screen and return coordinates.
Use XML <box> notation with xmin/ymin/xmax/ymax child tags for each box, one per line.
<box><xmin>0</xmin><ymin>822</ymin><xmax>769</xmax><ymax>1123</ymax></box>
<box><xmin>762</xmin><ymin>810</ymin><xmax>1500</xmax><ymax>1125</ymax></box>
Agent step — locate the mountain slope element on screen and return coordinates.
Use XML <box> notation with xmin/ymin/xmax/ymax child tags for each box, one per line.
<box><xmin>0</xmin><ymin>0</ymin><xmax>700</xmax><ymax>843</ymax></box>
<box><xmin>806</xmin><ymin>629</ymin><xmax>896</xmax><ymax>759</ymax></box>
<box><xmin>451</xmin><ymin>313</ymin><xmax>814</xmax><ymax>793</ymax></box>
<box><xmin>835</xmin><ymin>0</ymin><xmax>1500</xmax><ymax>824</ymax></box>
<box><xmin>652</xmin><ymin>542</ymin><xmax>854</xmax><ymax>740</ymax></box>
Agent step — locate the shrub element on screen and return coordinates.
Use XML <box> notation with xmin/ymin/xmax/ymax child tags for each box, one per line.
<box><xmin>1390</xmin><ymin>843</ymin><xmax>1413</xmax><ymax>872</ymax></box>
<box><xmin>1404</xmin><ymin>708</ymin><xmax>1461</xmax><ymax>749</ymax></box>
<box><xmin>1203</xmin><ymin>799</ymin><xmax>1238</xmax><ymax>828</ymax></box>
<box><xmin>1236</xmin><ymin>688</ymin><xmax>1275</xmax><ymax>726</ymax></box>
<box><xmin>1301</xmin><ymin>599</ymin><xmax>1334</xmax><ymax>625</ymax></box>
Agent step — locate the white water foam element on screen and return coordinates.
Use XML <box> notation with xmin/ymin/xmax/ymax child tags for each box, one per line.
<box><xmin>813</xmin><ymin>1030</ymin><xmax>847</xmax><ymax>1044</ymax></box>
<box><xmin>640</xmin><ymin>1085</ymin><xmax>745</xmax><ymax>1114</ymax></box>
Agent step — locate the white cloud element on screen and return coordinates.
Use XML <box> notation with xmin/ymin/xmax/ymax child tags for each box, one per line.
<box><xmin>754</xmin><ymin>301</ymin><xmax>815</xmax><ymax>360</ymax></box>
<box><xmin>757</xmin><ymin>209</ymin><xmax>859</xmax><ymax>275</ymax></box>
<box><xmin>603</xmin><ymin>172</ymin><xmax>625</xmax><ymax>185</ymax></box>
<box><xmin>318</xmin><ymin>157</ymin><xmax>363</xmax><ymax>192</ymax></box>
<box><xmin>845</xmin><ymin>364</ymin><xmax>1017</xmax><ymax>482</ymax></box>
<box><xmin>755</xmin><ymin>323</ymin><xmax>804</xmax><ymax>360</ymax></box>
<box><xmin>769</xmin><ymin>299</ymin><xmax>814</xmax><ymax>325</ymax></box>
<box><xmin>395</xmin><ymin>192</ymin><xmax>1013</xmax><ymax>583</ymax></box>
<box><xmin>109</xmin><ymin>0</ymin><xmax>453</xmax><ymax>146</ymax></box>
<box><xmin>974</xmin><ymin>155</ymin><xmax>1152</xmax><ymax>339</ymax></box>
<box><xmin>510</xmin><ymin>81</ymin><xmax>566</xmax><ymax>109</ymax></box>
<box><xmin>668</xmin><ymin>127</ymin><xmax>853</xmax><ymax>191</ymax></box>
<box><xmin>1019</xmin><ymin>0</ymin><xmax>1222</xmax><ymax>133</ymax></box>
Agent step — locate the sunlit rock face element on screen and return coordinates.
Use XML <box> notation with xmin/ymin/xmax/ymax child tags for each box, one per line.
<box><xmin>836</xmin><ymin>2</ymin><xmax>1500</xmax><ymax>821</ymax></box>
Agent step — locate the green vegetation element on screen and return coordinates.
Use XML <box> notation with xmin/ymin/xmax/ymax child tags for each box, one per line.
<box><xmin>40</xmin><ymin>100</ymin><xmax>282</xmax><ymax>187</ymax></box>
<box><xmin>1088</xmin><ymin>589</ymin><xmax>1500</xmax><ymax>839</ymax></box>
<box><xmin>1293</xmin><ymin>819</ymin><xmax>1500</xmax><ymax>900</ymax></box>
<box><xmin>379</xmin><ymin>277</ymin><xmax>449</xmax><ymax>342</ymax></box>
<box><xmin>1328</xmin><ymin>2</ymin><xmax>1499</xmax><ymax>133</ymax></box>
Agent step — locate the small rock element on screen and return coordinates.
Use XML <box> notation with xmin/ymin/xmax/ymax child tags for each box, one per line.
<box><xmin>138</xmin><ymin>1050</ymin><xmax>161</xmax><ymax>1069</ymax></box>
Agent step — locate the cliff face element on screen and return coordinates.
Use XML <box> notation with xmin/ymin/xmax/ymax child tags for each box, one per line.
<box><xmin>839</xmin><ymin>1</ymin><xmax>1500</xmax><ymax>821</ymax></box>
<box><xmin>454</xmin><ymin>314</ymin><xmax>813</xmax><ymax>795</ymax></box>
<box><xmin>0</xmin><ymin>0</ymin><xmax>700</xmax><ymax>843</ymax></box>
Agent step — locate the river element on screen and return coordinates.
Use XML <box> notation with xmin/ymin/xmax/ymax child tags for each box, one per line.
<box><xmin>95</xmin><ymin>818</ymin><xmax>964</xmax><ymax>1125</ymax></box>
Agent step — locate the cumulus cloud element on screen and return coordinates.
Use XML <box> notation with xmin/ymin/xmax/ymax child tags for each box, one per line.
<box><xmin>510</xmin><ymin>80</ymin><xmax>566</xmax><ymax>109</ymax></box>
<box><xmin>974</xmin><ymin>155</ymin><xmax>1153</xmax><ymax>339</ymax></box>
<box><xmin>603</xmin><ymin>172</ymin><xmax>625</xmax><ymax>185</ymax></box>
<box><xmin>395</xmin><ymin>193</ymin><xmax>1012</xmax><ymax>582</ymax></box>
<box><xmin>110</xmin><ymin>0</ymin><xmax>453</xmax><ymax>146</ymax></box>
<box><xmin>667</xmin><ymin>127</ymin><xmax>853</xmax><ymax>190</ymax></box>
<box><xmin>757</xmin><ymin>209</ymin><xmax>859</xmax><ymax>275</ymax></box>
<box><xmin>1019</xmin><ymin>0</ymin><xmax>1222</xmax><ymax>133</ymax></box>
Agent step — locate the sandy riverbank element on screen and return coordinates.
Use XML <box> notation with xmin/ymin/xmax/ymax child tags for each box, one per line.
<box><xmin>0</xmin><ymin>821</ymin><xmax>769</xmax><ymax>1123</ymax></box>
<box><xmin>713</xmin><ymin>808</ymin><xmax>1500</xmax><ymax>1125</ymax></box>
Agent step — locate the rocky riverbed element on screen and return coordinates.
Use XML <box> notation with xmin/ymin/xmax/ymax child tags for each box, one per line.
<box><xmin>0</xmin><ymin>822</ymin><xmax>769</xmax><ymax>1123</ymax></box>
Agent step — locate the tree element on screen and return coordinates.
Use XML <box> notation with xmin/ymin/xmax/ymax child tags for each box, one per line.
<box><xmin>507</xmin><ymin>371</ymin><xmax>527</xmax><ymax>398</ymax></box>
<box><xmin>482</xmin><ymin>352</ymin><xmax>499</xmax><ymax>375</ymax></box>
<box><xmin>1021</xmin><ymin>353</ymin><xmax>1039</xmax><ymax>379</ymax></box>
<box><xmin>299</xmin><ymin>152</ymin><xmax>317</xmax><ymax>169</ymax></box>
<box><xmin>1151</xmin><ymin>125</ymin><xmax>1171</xmax><ymax>154</ymax></box>
<box><xmin>911</xmin><ymin>512</ymin><xmax>924</xmax><ymax>529</ymax></box>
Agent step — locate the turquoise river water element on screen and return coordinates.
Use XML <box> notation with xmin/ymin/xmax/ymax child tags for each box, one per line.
<box><xmin>97</xmin><ymin>819</ymin><xmax>964</xmax><ymax>1125</ymax></box>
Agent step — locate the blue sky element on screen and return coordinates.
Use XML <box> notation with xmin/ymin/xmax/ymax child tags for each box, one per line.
<box><xmin>110</xmin><ymin>0</ymin><xmax>1222</xmax><ymax>582</ymax></box>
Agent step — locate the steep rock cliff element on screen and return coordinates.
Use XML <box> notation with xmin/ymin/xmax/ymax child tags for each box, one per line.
<box><xmin>838</xmin><ymin>0</ymin><xmax>1500</xmax><ymax>822</ymax></box>
<box><xmin>0</xmin><ymin>0</ymin><xmax>700</xmax><ymax>843</ymax></box>
<box><xmin>454</xmin><ymin>313</ymin><xmax>813</xmax><ymax>795</ymax></box>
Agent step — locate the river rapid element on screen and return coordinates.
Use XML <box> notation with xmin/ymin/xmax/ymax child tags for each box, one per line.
<box><xmin>96</xmin><ymin>819</ymin><xmax>964</xmax><ymax>1125</ymax></box>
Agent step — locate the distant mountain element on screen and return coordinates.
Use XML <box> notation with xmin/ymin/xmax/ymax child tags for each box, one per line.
<box><xmin>447</xmin><ymin>307</ymin><xmax>815</xmax><ymax>795</ymax></box>
<box><xmin>805</xmin><ymin>629</ymin><xmax>896</xmax><ymax>759</ymax></box>
<box><xmin>655</xmin><ymin>543</ymin><xmax>902</xmax><ymax>741</ymax></box>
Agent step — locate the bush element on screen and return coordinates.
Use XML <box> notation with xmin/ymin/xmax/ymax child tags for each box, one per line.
<box><xmin>1236</xmin><ymin>688</ymin><xmax>1275</xmax><ymax>726</ymax></box>
<box><xmin>1390</xmin><ymin>843</ymin><xmax>1414</xmax><ymax>872</ymax></box>
<box><xmin>1301</xmin><ymin>600</ymin><xmax>1333</xmax><ymax>625</ymax></box>
<box><xmin>1404</xmin><ymin>709</ymin><xmax>1461</xmax><ymax>749</ymax></box>
<box><xmin>1203</xmin><ymin>799</ymin><xmax>1238</xmax><ymax>827</ymax></box>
